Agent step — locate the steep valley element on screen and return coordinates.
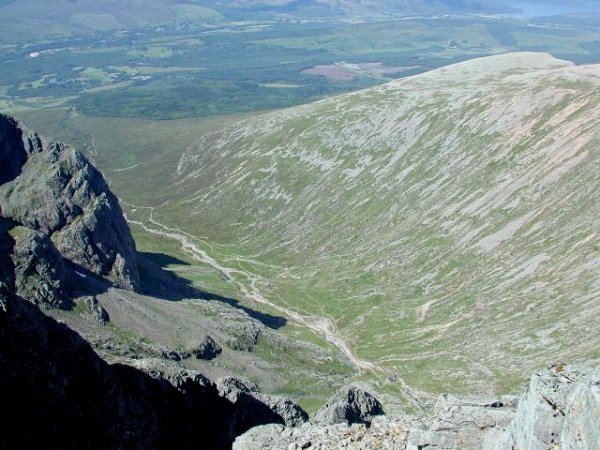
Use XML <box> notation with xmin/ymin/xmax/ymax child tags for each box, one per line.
<box><xmin>14</xmin><ymin>52</ymin><xmax>600</xmax><ymax>411</ymax></box>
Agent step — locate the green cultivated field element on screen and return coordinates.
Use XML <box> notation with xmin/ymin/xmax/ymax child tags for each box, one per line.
<box><xmin>2</xmin><ymin>13</ymin><xmax>600</xmax><ymax>119</ymax></box>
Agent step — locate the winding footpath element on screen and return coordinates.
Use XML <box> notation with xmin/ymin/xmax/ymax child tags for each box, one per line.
<box><xmin>124</xmin><ymin>203</ymin><xmax>428</xmax><ymax>409</ymax></box>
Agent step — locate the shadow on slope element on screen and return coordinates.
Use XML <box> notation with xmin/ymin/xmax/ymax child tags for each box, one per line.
<box><xmin>137</xmin><ymin>251</ymin><xmax>287</xmax><ymax>330</ymax></box>
<box><xmin>0</xmin><ymin>285</ymin><xmax>291</xmax><ymax>450</ymax></box>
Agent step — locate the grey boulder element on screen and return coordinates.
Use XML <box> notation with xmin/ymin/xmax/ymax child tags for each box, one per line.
<box><xmin>407</xmin><ymin>394</ymin><xmax>516</xmax><ymax>450</ymax></box>
<box><xmin>314</xmin><ymin>385</ymin><xmax>384</xmax><ymax>426</ymax></box>
<box><xmin>483</xmin><ymin>364</ymin><xmax>600</xmax><ymax>450</ymax></box>
<box><xmin>193</xmin><ymin>335</ymin><xmax>222</xmax><ymax>360</ymax></box>
<box><xmin>217</xmin><ymin>376</ymin><xmax>308</xmax><ymax>430</ymax></box>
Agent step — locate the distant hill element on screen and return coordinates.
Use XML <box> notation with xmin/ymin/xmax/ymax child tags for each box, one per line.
<box><xmin>8</xmin><ymin>0</ymin><xmax>600</xmax><ymax>42</ymax></box>
<box><xmin>6</xmin><ymin>0</ymin><xmax>600</xmax><ymax>43</ymax></box>
<box><xmin>203</xmin><ymin>0</ymin><xmax>516</xmax><ymax>17</ymax></box>
<box><xmin>0</xmin><ymin>0</ymin><xmax>225</xmax><ymax>41</ymax></box>
<box><xmin>0</xmin><ymin>0</ymin><xmax>516</xmax><ymax>41</ymax></box>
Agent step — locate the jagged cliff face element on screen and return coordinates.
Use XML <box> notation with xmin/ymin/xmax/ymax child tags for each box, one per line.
<box><xmin>0</xmin><ymin>114</ymin><xmax>139</xmax><ymax>304</ymax></box>
<box><xmin>0</xmin><ymin>116</ymin><xmax>311</xmax><ymax>449</ymax></box>
<box><xmin>0</xmin><ymin>282</ymin><xmax>277</xmax><ymax>450</ymax></box>
<box><xmin>158</xmin><ymin>52</ymin><xmax>600</xmax><ymax>397</ymax></box>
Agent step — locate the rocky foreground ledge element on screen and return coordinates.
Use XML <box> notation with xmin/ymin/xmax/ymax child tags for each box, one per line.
<box><xmin>0</xmin><ymin>286</ymin><xmax>310</xmax><ymax>449</ymax></box>
<box><xmin>234</xmin><ymin>365</ymin><xmax>599</xmax><ymax>450</ymax></box>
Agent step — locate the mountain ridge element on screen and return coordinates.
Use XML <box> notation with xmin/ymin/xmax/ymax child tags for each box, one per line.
<box><xmin>12</xmin><ymin>53</ymin><xmax>597</xmax><ymax>407</ymax></box>
<box><xmin>141</xmin><ymin>51</ymin><xmax>600</xmax><ymax>399</ymax></box>
<box><xmin>1</xmin><ymin>50</ymin><xmax>599</xmax><ymax>448</ymax></box>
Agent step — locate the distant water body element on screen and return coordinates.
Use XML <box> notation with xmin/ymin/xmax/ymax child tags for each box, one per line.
<box><xmin>508</xmin><ymin>1</ymin><xmax>600</xmax><ymax>17</ymax></box>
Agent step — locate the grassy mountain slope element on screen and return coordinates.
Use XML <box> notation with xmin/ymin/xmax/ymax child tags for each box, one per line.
<box><xmin>147</xmin><ymin>52</ymin><xmax>600</xmax><ymax>398</ymax></box>
<box><xmin>14</xmin><ymin>52</ymin><xmax>600</xmax><ymax>407</ymax></box>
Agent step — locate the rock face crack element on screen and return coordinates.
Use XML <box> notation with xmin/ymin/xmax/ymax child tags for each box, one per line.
<box><xmin>541</xmin><ymin>395</ymin><xmax>566</xmax><ymax>417</ymax></box>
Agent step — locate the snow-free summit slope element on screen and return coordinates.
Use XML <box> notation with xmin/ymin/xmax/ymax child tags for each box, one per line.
<box><xmin>132</xmin><ymin>52</ymin><xmax>600</xmax><ymax>403</ymax></box>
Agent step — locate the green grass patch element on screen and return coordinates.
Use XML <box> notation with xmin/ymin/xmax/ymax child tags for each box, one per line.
<box><xmin>7</xmin><ymin>225</ymin><xmax>27</xmax><ymax>240</ymax></box>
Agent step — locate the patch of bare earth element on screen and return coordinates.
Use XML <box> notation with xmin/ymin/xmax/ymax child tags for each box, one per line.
<box><xmin>302</xmin><ymin>64</ymin><xmax>355</xmax><ymax>80</ymax></box>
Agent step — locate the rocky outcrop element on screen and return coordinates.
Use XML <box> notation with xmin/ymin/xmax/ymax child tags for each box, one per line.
<box><xmin>0</xmin><ymin>219</ymin><xmax>17</xmax><ymax>293</ymax></box>
<box><xmin>11</xmin><ymin>225</ymin><xmax>75</xmax><ymax>308</ymax></box>
<box><xmin>217</xmin><ymin>376</ymin><xmax>308</xmax><ymax>434</ymax></box>
<box><xmin>132</xmin><ymin>336</ymin><xmax>221</xmax><ymax>363</ymax></box>
<box><xmin>233</xmin><ymin>416</ymin><xmax>412</xmax><ymax>450</ymax></box>
<box><xmin>314</xmin><ymin>385</ymin><xmax>384</xmax><ymax>426</ymax></box>
<box><xmin>234</xmin><ymin>366</ymin><xmax>599</xmax><ymax>450</ymax></box>
<box><xmin>260</xmin><ymin>395</ymin><xmax>309</xmax><ymax>428</ymax></box>
<box><xmin>82</xmin><ymin>295</ymin><xmax>110</xmax><ymax>323</ymax></box>
<box><xmin>560</xmin><ymin>370</ymin><xmax>600</xmax><ymax>450</ymax></box>
<box><xmin>193</xmin><ymin>334</ymin><xmax>222</xmax><ymax>360</ymax></box>
<box><xmin>483</xmin><ymin>364</ymin><xmax>600</xmax><ymax>450</ymax></box>
<box><xmin>161</xmin><ymin>348</ymin><xmax>192</xmax><ymax>361</ymax></box>
<box><xmin>234</xmin><ymin>385</ymin><xmax>386</xmax><ymax>449</ymax></box>
<box><xmin>406</xmin><ymin>394</ymin><xmax>516</xmax><ymax>450</ymax></box>
<box><xmin>0</xmin><ymin>114</ymin><xmax>139</xmax><ymax>296</ymax></box>
<box><xmin>227</xmin><ymin>322</ymin><xmax>262</xmax><ymax>351</ymax></box>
